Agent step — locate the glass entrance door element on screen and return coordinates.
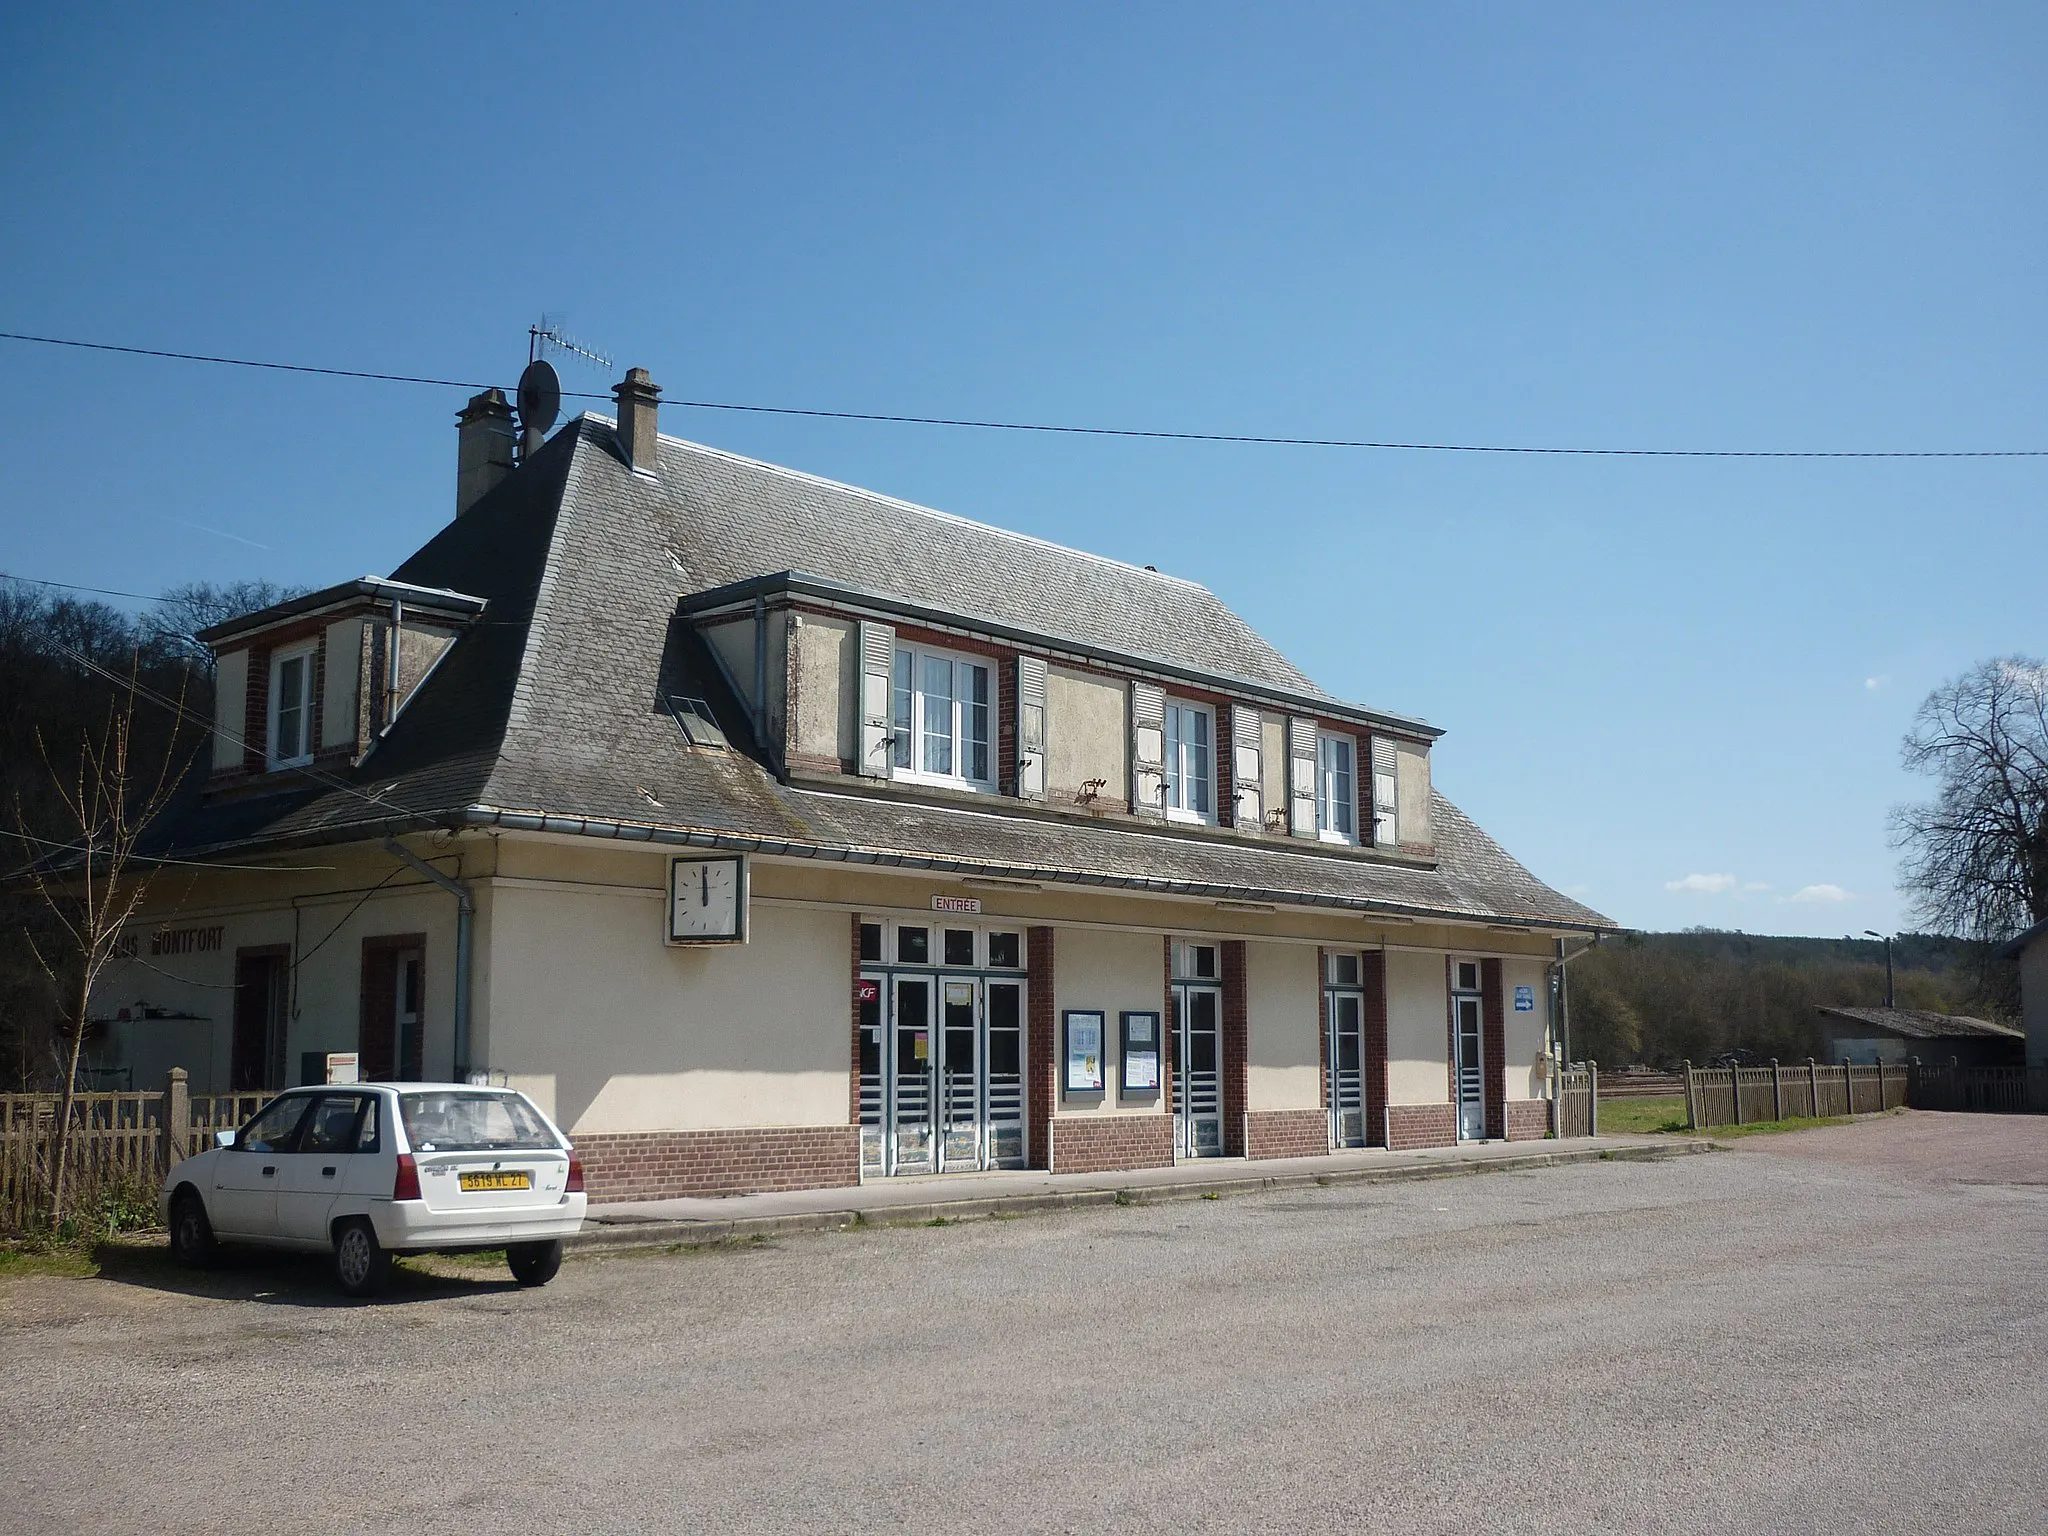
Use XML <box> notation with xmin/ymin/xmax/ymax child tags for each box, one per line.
<box><xmin>1328</xmin><ymin>989</ymin><xmax>1365</xmax><ymax>1148</ymax></box>
<box><xmin>861</xmin><ymin>970</ymin><xmax>1027</xmax><ymax>1176</ymax></box>
<box><xmin>1453</xmin><ymin>993</ymin><xmax>1485</xmax><ymax>1141</ymax></box>
<box><xmin>893</xmin><ymin>976</ymin><xmax>936</xmax><ymax>1173</ymax></box>
<box><xmin>1172</xmin><ymin>983</ymin><xmax>1223</xmax><ymax>1157</ymax></box>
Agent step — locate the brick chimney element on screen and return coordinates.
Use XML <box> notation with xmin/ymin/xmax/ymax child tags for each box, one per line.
<box><xmin>455</xmin><ymin>388</ymin><xmax>516</xmax><ymax>518</ymax></box>
<box><xmin>613</xmin><ymin>368</ymin><xmax>661</xmax><ymax>474</ymax></box>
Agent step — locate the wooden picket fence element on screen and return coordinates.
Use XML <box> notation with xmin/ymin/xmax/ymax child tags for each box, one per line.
<box><xmin>1906</xmin><ymin>1063</ymin><xmax>2048</xmax><ymax>1114</ymax></box>
<box><xmin>1683</xmin><ymin>1059</ymin><xmax>1907</xmax><ymax>1130</ymax></box>
<box><xmin>1555</xmin><ymin>1066</ymin><xmax>1596</xmax><ymax>1138</ymax></box>
<box><xmin>0</xmin><ymin>1069</ymin><xmax>266</xmax><ymax>1232</ymax></box>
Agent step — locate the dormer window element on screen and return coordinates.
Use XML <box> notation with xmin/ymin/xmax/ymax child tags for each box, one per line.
<box><xmin>1316</xmin><ymin>732</ymin><xmax>1356</xmax><ymax>844</ymax></box>
<box><xmin>890</xmin><ymin>643</ymin><xmax>993</xmax><ymax>791</ymax></box>
<box><xmin>267</xmin><ymin>643</ymin><xmax>317</xmax><ymax>769</ymax></box>
<box><xmin>1162</xmin><ymin>701</ymin><xmax>1214</xmax><ymax>823</ymax></box>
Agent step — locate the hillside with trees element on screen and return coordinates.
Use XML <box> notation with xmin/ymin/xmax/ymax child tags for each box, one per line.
<box><xmin>1567</xmin><ymin>929</ymin><xmax>1990</xmax><ymax>1070</ymax></box>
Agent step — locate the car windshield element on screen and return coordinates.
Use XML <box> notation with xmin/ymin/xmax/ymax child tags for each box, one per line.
<box><xmin>399</xmin><ymin>1092</ymin><xmax>557</xmax><ymax>1153</ymax></box>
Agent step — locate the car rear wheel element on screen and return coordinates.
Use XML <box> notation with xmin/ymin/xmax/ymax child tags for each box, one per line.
<box><xmin>168</xmin><ymin>1191</ymin><xmax>216</xmax><ymax>1268</ymax></box>
<box><xmin>332</xmin><ymin>1218</ymin><xmax>391</xmax><ymax>1298</ymax></box>
<box><xmin>507</xmin><ymin>1239</ymin><xmax>563</xmax><ymax>1287</ymax></box>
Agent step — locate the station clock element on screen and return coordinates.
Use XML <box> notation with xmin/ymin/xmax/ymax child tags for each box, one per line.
<box><xmin>666</xmin><ymin>854</ymin><xmax>748</xmax><ymax>945</ymax></box>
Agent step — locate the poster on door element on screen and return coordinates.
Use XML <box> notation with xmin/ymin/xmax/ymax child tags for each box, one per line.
<box><xmin>1063</xmin><ymin>1011</ymin><xmax>1105</xmax><ymax>1093</ymax></box>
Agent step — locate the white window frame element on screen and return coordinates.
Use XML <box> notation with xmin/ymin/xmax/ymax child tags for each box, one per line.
<box><xmin>1161</xmin><ymin>700</ymin><xmax>1216</xmax><ymax>825</ymax></box>
<box><xmin>1316</xmin><ymin>731</ymin><xmax>1357</xmax><ymax>844</ymax></box>
<box><xmin>890</xmin><ymin>642</ymin><xmax>995</xmax><ymax>792</ymax></box>
<box><xmin>267</xmin><ymin>642</ymin><xmax>317</xmax><ymax>770</ymax></box>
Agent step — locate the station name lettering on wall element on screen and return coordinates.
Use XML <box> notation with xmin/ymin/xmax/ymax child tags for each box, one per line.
<box><xmin>149</xmin><ymin>925</ymin><xmax>226</xmax><ymax>957</ymax></box>
<box><xmin>932</xmin><ymin>895</ymin><xmax>982</xmax><ymax>914</ymax></box>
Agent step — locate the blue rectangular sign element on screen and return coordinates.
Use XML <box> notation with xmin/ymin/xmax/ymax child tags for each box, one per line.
<box><xmin>1513</xmin><ymin>985</ymin><xmax>1535</xmax><ymax>1012</ymax></box>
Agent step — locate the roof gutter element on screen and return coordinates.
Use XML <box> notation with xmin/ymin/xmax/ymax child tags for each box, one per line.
<box><xmin>455</xmin><ymin>804</ymin><xmax>1610</xmax><ymax>936</ymax></box>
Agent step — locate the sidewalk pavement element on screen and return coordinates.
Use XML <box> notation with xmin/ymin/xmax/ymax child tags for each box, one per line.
<box><xmin>569</xmin><ymin>1133</ymin><xmax>1716</xmax><ymax>1251</ymax></box>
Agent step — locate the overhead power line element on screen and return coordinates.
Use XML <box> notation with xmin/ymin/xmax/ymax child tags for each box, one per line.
<box><xmin>2</xmin><ymin>327</ymin><xmax>2041</xmax><ymax>460</ymax></box>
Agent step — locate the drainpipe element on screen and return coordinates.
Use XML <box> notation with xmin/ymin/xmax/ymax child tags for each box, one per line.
<box><xmin>1550</xmin><ymin>933</ymin><xmax>1603</xmax><ymax>1067</ymax></box>
<box><xmin>384</xmin><ymin>838</ymin><xmax>474</xmax><ymax>1079</ymax></box>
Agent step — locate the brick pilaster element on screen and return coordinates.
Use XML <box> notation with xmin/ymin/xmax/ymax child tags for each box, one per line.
<box><xmin>1221</xmin><ymin>940</ymin><xmax>1248</xmax><ymax>1157</ymax></box>
<box><xmin>1363</xmin><ymin>949</ymin><xmax>1389</xmax><ymax>1147</ymax></box>
<box><xmin>1481</xmin><ymin>957</ymin><xmax>1506</xmax><ymax>1142</ymax></box>
<box><xmin>1027</xmin><ymin>926</ymin><xmax>1055</xmax><ymax>1170</ymax></box>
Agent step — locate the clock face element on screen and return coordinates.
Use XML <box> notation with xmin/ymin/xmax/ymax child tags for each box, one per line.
<box><xmin>668</xmin><ymin>856</ymin><xmax>746</xmax><ymax>943</ymax></box>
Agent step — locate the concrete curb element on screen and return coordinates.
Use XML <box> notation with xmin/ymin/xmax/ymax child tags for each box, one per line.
<box><xmin>568</xmin><ymin>1138</ymin><xmax>1717</xmax><ymax>1255</ymax></box>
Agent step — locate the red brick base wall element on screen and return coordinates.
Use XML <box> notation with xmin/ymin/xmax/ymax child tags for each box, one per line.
<box><xmin>575</xmin><ymin>1126</ymin><xmax>861</xmax><ymax>1202</ymax></box>
<box><xmin>1049</xmin><ymin>1114</ymin><xmax>1175</xmax><ymax>1175</ymax></box>
<box><xmin>1244</xmin><ymin>1108</ymin><xmax>1329</xmax><ymax>1160</ymax></box>
<box><xmin>1386</xmin><ymin>1103</ymin><xmax>1458</xmax><ymax>1151</ymax></box>
<box><xmin>1506</xmin><ymin>1100</ymin><xmax>1551</xmax><ymax>1142</ymax></box>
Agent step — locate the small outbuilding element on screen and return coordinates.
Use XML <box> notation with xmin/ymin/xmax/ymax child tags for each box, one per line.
<box><xmin>1996</xmin><ymin>918</ymin><xmax>2048</xmax><ymax>1068</ymax></box>
<box><xmin>1814</xmin><ymin>1005</ymin><xmax>2025</xmax><ymax>1070</ymax></box>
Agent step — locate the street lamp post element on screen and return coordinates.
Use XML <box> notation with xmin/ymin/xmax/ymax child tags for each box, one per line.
<box><xmin>1863</xmin><ymin>930</ymin><xmax>1894</xmax><ymax>1009</ymax></box>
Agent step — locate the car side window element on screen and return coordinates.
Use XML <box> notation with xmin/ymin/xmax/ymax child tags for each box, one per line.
<box><xmin>298</xmin><ymin>1096</ymin><xmax>366</xmax><ymax>1155</ymax></box>
<box><xmin>238</xmin><ymin>1096</ymin><xmax>312</xmax><ymax>1154</ymax></box>
<box><xmin>353</xmin><ymin>1098</ymin><xmax>381</xmax><ymax>1154</ymax></box>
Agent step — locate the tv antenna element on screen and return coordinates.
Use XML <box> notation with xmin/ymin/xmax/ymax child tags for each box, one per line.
<box><xmin>520</xmin><ymin>317</ymin><xmax>614</xmax><ymax>458</ymax></box>
<box><xmin>528</xmin><ymin>316</ymin><xmax>613</xmax><ymax>372</ymax></box>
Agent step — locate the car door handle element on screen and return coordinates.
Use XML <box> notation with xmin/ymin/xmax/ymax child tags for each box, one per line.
<box><xmin>322</xmin><ymin>1167</ymin><xmax>336</xmax><ymax>1177</ymax></box>
<box><xmin>261</xmin><ymin>1166</ymin><xmax>275</xmax><ymax>1177</ymax></box>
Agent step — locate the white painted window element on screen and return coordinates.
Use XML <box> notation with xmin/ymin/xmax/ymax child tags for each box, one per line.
<box><xmin>1162</xmin><ymin>701</ymin><xmax>1214</xmax><ymax>823</ymax></box>
<box><xmin>890</xmin><ymin>644</ymin><xmax>993</xmax><ymax>790</ymax></box>
<box><xmin>1316</xmin><ymin>732</ymin><xmax>1356</xmax><ymax>843</ymax></box>
<box><xmin>268</xmin><ymin>644</ymin><xmax>316</xmax><ymax>769</ymax></box>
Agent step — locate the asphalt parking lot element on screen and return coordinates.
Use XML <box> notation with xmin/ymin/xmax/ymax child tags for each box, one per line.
<box><xmin>3</xmin><ymin>1112</ymin><xmax>2044</xmax><ymax>1535</ymax></box>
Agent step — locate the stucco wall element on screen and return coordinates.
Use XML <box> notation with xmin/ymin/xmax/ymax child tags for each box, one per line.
<box><xmin>483</xmin><ymin>884</ymin><xmax>851</xmax><ymax>1137</ymax></box>
<box><xmin>791</xmin><ymin>612</ymin><xmax>855</xmax><ymax>766</ymax></box>
<box><xmin>1051</xmin><ymin>925</ymin><xmax>1164</xmax><ymax>1117</ymax></box>
<box><xmin>1245</xmin><ymin>940</ymin><xmax>1320</xmax><ymax>1110</ymax></box>
<box><xmin>322</xmin><ymin>618</ymin><xmax>362</xmax><ymax>750</ymax></box>
<box><xmin>212</xmin><ymin>648</ymin><xmax>248</xmax><ymax>770</ymax></box>
<box><xmin>1046</xmin><ymin>665</ymin><xmax>1127</xmax><ymax>808</ymax></box>
<box><xmin>1396</xmin><ymin>740</ymin><xmax>1432</xmax><ymax>846</ymax></box>
<box><xmin>1387</xmin><ymin>949</ymin><xmax>1449</xmax><ymax>1104</ymax></box>
<box><xmin>1501</xmin><ymin>956</ymin><xmax>1549</xmax><ymax>1100</ymax></box>
<box><xmin>2023</xmin><ymin>939</ymin><xmax>2048</xmax><ymax>1067</ymax></box>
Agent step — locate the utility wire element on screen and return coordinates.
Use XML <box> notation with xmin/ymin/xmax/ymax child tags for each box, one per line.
<box><xmin>3</xmin><ymin>327</ymin><xmax>2042</xmax><ymax>460</ymax></box>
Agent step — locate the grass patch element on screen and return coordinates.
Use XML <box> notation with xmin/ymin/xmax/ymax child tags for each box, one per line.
<box><xmin>0</xmin><ymin>1242</ymin><xmax>100</xmax><ymax>1278</ymax></box>
<box><xmin>1595</xmin><ymin>1095</ymin><xmax>1692</xmax><ymax>1135</ymax></box>
<box><xmin>1200</xmin><ymin>1191</ymin><xmax>1221</xmax><ymax>1200</ymax></box>
<box><xmin>1707</xmin><ymin>1113</ymin><xmax>1868</xmax><ymax>1139</ymax></box>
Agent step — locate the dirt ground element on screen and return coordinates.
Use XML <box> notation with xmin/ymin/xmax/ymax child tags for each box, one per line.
<box><xmin>2</xmin><ymin>1110</ymin><xmax>2042</xmax><ymax>1535</ymax></box>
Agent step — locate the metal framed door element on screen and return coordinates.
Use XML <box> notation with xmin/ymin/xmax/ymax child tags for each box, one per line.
<box><xmin>1172</xmin><ymin>983</ymin><xmax>1223</xmax><ymax>1157</ymax></box>
<box><xmin>1328</xmin><ymin>989</ymin><xmax>1365</xmax><ymax>1148</ymax></box>
<box><xmin>892</xmin><ymin>976</ymin><xmax>936</xmax><ymax>1173</ymax></box>
<box><xmin>1453</xmin><ymin>993</ymin><xmax>1485</xmax><ymax>1140</ymax></box>
<box><xmin>984</xmin><ymin>979</ymin><xmax>1026</xmax><ymax>1168</ymax></box>
<box><xmin>858</xmin><ymin>976</ymin><xmax>885</xmax><ymax>1176</ymax></box>
<box><xmin>938</xmin><ymin>977</ymin><xmax>981</xmax><ymax>1170</ymax></box>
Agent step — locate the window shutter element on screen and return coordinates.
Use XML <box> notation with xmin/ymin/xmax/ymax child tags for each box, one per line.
<box><xmin>1129</xmin><ymin>681</ymin><xmax>1166</xmax><ymax>818</ymax></box>
<box><xmin>1287</xmin><ymin>716</ymin><xmax>1318</xmax><ymax>838</ymax></box>
<box><xmin>1231</xmin><ymin>705</ymin><xmax>1263</xmax><ymax>829</ymax></box>
<box><xmin>856</xmin><ymin>620</ymin><xmax>895</xmax><ymax>778</ymax></box>
<box><xmin>1371</xmin><ymin>736</ymin><xmax>1399</xmax><ymax>847</ymax></box>
<box><xmin>1016</xmin><ymin>655</ymin><xmax>1047</xmax><ymax>800</ymax></box>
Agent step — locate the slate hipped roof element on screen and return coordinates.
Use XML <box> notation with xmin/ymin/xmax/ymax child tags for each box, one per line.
<box><xmin>155</xmin><ymin>415</ymin><xmax>1611</xmax><ymax>932</ymax></box>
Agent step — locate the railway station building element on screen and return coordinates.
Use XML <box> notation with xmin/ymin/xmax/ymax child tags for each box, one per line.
<box><xmin>99</xmin><ymin>370</ymin><xmax>1613</xmax><ymax>1200</ymax></box>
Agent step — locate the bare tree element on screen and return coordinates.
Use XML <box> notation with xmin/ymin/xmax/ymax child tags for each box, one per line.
<box><xmin>1891</xmin><ymin>656</ymin><xmax>2048</xmax><ymax>948</ymax></box>
<box><xmin>15</xmin><ymin>659</ymin><xmax>195</xmax><ymax>1223</ymax></box>
<box><xmin>143</xmin><ymin>579</ymin><xmax>308</xmax><ymax>669</ymax></box>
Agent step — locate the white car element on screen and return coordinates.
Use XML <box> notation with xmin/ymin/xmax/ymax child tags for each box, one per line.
<box><xmin>161</xmin><ymin>1083</ymin><xmax>587</xmax><ymax>1297</ymax></box>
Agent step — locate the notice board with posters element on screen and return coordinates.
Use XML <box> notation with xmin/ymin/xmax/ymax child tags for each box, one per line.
<box><xmin>1063</xmin><ymin>1010</ymin><xmax>1105</xmax><ymax>1095</ymax></box>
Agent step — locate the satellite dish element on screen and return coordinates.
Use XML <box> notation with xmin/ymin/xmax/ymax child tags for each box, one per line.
<box><xmin>517</xmin><ymin>358</ymin><xmax>561</xmax><ymax>439</ymax></box>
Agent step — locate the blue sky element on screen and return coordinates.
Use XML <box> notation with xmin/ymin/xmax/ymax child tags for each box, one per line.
<box><xmin>2</xmin><ymin>4</ymin><xmax>2042</xmax><ymax>936</ymax></box>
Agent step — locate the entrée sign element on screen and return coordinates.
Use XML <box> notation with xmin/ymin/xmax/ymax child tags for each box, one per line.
<box><xmin>931</xmin><ymin>895</ymin><xmax>982</xmax><ymax>914</ymax></box>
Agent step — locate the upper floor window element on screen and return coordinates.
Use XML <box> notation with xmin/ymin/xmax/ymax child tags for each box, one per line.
<box><xmin>1316</xmin><ymin>733</ymin><xmax>1355</xmax><ymax>843</ymax></box>
<box><xmin>891</xmin><ymin>644</ymin><xmax>992</xmax><ymax>790</ymax></box>
<box><xmin>268</xmin><ymin>644</ymin><xmax>316</xmax><ymax>769</ymax></box>
<box><xmin>1162</xmin><ymin>701</ymin><xmax>1214</xmax><ymax>823</ymax></box>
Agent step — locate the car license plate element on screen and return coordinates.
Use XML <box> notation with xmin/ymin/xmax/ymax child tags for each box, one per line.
<box><xmin>459</xmin><ymin>1171</ymin><xmax>531</xmax><ymax>1192</ymax></box>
